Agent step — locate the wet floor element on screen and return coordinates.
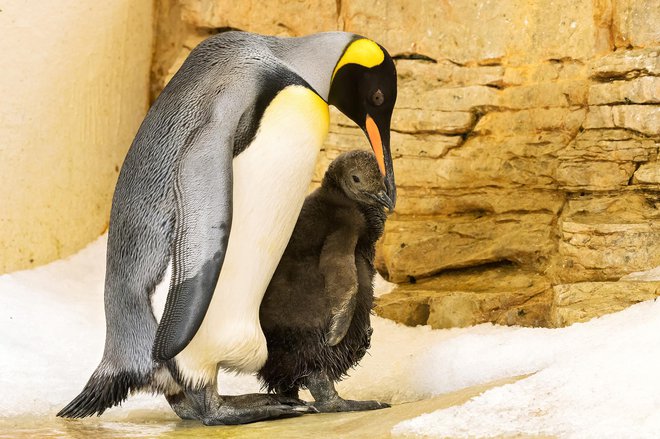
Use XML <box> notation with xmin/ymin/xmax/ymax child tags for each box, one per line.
<box><xmin>0</xmin><ymin>377</ymin><xmax>542</xmax><ymax>439</ymax></box>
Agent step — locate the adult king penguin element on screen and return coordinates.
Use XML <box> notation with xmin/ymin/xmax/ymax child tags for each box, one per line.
<box><xmin>58</xmin><ymin>31</ymin><xmax>397</xmax><ymax>425</ymax></box>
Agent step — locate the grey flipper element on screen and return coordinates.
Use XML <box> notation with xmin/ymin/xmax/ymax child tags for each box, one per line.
<box><xmin>319</xmin><ymin>227</ymin><xmax>360</xmax><ymax>346</ymax></box>
<box><xmin>153</xmin><ymin>121</ymin><xmax>233</xmax><ymax>361</ymax></box>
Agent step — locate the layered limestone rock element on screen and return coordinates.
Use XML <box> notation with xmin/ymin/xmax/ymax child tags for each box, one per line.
<box><xmin>551</xmin><ymin>281</ymin><xmax>660</xmax><ymax>326</ymax></box>
<box><xmin>375</xmin><ymin>265</ymin><xmax>552</xmax><ymax>328</ymax></box>
<box><xmin>152</xmin><ymin>0</ymin><xmax>660</xmax><ymax>328</ymax></box>
<box><xmin>553</xmin><ymin>192</ymin><xmax>660</xmax><ymax>284</ymax></box>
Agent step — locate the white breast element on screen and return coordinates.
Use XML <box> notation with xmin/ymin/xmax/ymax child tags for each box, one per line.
<box><xmin>152</xmin><ymin>85</ymin><xmax>330</xmax><ymax>387</ymax></box>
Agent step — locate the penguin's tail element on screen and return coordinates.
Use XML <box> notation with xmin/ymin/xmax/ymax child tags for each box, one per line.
<box><xmin>57</xmin><ymin>366</ymin><xmax>147</xmax><ymax>418</ymax></box>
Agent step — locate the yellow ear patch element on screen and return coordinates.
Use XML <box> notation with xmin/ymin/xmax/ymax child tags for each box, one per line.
<box><xmin>332</xmin><ymin>39</ymin><xmax>385</xmax><ymax>81</ymax></box>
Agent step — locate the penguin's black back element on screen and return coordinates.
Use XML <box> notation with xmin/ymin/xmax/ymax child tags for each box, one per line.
<box><xmin>258</xmin><ymin>178</ymin><xmax>386</xmax><ymax>393</ymax></box>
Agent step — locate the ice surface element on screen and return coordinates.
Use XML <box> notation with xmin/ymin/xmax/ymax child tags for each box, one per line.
<box><xmin>2</xmin><ymin>236</ymin><xmax>659</xmax><ymax>438</ymax></box>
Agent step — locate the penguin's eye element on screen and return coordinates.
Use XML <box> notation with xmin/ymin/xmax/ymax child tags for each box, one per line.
<box><xmin>352</xmin><ymin>175</ymin><xmax>361</xmax><ymax>183</ymax></box>
<box><xmin>371</xmin><ymin>89</ymin><xmax>385</xmax><ymax>106</ymax></box>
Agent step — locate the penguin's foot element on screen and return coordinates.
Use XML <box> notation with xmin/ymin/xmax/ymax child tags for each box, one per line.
<box><xmin>166</xmin><ymin>392</ymin><xmax>201</xmax><ymax>420</ymax></box>
<box><xmin>203</xmin><ymin>393</ymin><xmax>314</xmax><ymax>426</ymax></box>
<box><xmin>175</xmin><ymin>386</ymin><xmax>315</xmax><ymax>425</ymax></box>
<box><xmin>306</xmin><ymin>370</ymin><xmax>391</xmax><ymax>413</ymax></box>
<box><xmin>312</xmin><ymin>397</ymin><xmax>390</xmax><ymax>413</ymax></box>
<box><xmin>221</xmin><ymin>393</ymin><xmax>315</xmax><ymax>412</ymax></box>
<box><xmin>201</xmin><ymin>405</ymin><xmax>303</xmax><ymax>426</ymax></box>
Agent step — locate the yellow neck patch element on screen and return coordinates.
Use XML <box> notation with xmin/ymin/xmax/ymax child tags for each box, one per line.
<box><xmin>332</xmin><ymin>39</ymin><xmax>385</xmax><ymax>81</ymax></box>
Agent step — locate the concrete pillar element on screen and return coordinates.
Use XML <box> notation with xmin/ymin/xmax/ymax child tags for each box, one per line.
<box><xmin>0</xmin><ymin>0</ymin><xmax>154</xmax><ymax>273</ymax></box>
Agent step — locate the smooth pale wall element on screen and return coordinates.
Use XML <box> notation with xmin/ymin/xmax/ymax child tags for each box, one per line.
<box><xmin>0</xmin><ymin>1</ymin><xmax>154</xmax><ymax>273</ymax></box>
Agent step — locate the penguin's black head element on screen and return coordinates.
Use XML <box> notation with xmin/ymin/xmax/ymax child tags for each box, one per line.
<box><xmin>324</xmin><ymin>150</ymin><xmax>394</xmax><ymax>212</ymax></box>
<box><xmin>328</xmin><ymin>38</ymin><xmax>397</xmax><ymax>209</ymax></box>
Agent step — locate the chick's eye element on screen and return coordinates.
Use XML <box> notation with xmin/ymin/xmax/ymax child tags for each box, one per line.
<box><xmin>371</xmin><ymin>89</ymin><xmax>385</xmax><ymax>106</ymax></box>
<box><xmin>352</xmin><ymin>175</ymin><xmax>361</xmax><ymax>183</ymax></box>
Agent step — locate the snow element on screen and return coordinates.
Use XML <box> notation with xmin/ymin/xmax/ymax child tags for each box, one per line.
<box><xmin>392</xmin><ymin>298</ymin><xmax>660</xmax><ymax>438</ymax></box>
<box><xmin>2</xmin><ymin>236</ymin><xmax>660</xmax><ymax>438</ymax></box>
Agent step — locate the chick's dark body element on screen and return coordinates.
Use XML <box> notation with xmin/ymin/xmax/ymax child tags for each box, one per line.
<box><xmin>259</xmin><ymin>183</ymin><xmax>386</xmax><ymax>395</ymax></box>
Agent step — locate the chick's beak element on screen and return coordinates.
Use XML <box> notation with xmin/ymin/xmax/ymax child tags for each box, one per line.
<box><xmin>370</xmin><ymin>190</ymin><xmax>395</xmax><ymax>212</ymax></box>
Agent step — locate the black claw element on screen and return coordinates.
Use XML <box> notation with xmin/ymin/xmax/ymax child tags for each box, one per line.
<box><xmin>312</xmin><ymin>398</ymin><xmax>391</xmax><ymax>413</ymax></box>
<box><xmin>268</xmin><ymin>406</ymin><xmax>307</xmax><ymax>419</ymax></box>
<box><xmin>271</xmin><ymin>395</ymin><xmax>307</xmax><ymax>406</ymax></box>
<box><xmin>291</xmin><ymin>404</ymin><xmax>318</xmax><ymax>413</ymax></box>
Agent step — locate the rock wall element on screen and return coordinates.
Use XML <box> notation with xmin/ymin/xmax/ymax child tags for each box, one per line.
<box><xmin>152</xmin><ymin>0</ymin><xmax>660</xmax><ymax>327</ymax></box>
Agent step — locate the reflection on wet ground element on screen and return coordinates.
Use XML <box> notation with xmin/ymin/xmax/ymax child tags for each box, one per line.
<box><xmin>0</xmin><ymin>377</ymin><xmax>525</xmax><ymax>439</ymax></box>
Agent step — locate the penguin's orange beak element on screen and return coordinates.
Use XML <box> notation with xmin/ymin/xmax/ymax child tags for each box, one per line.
<box><xmin>365</xmin><ymin>115</ymin><xmax>386</xmax><ymax>175</ymax></box>
<box><xmin>365</xmin><ymin>114</ymin><xmax>396</xmax><ymax>209</ymax></box>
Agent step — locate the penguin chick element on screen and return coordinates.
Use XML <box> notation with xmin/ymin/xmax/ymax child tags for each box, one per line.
<box><xmin>258</xmin><ymin>150</ymin><xmax>393</xmax><ymax>413</ymax></box>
